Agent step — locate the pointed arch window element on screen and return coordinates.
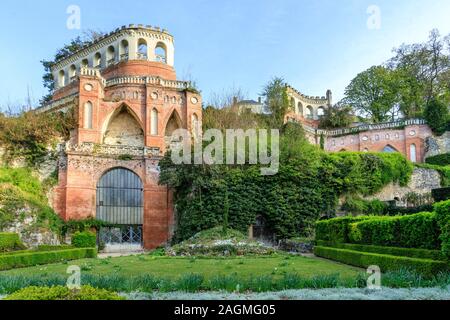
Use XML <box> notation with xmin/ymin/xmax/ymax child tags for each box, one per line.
<box><xmin>410</xmin><ymin>144</ymin><xmax>417</xmax><ymax>163</ymax></box>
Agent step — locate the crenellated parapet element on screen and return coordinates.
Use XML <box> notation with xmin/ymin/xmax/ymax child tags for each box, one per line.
<box><xmin>286</xmin><ymin>85</ymin><xmax>332</xmax><ymax>121</ymax></box>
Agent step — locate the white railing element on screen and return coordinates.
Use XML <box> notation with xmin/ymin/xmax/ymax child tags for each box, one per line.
<box><xmin>106</xmin><ymin>76</ymin><xmax>190</xmax><ymax>89</ymax></box>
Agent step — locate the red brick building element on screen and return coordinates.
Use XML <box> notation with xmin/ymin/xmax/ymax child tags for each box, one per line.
<box><xmin>40</xmin><ymin>25</ymin><xmax>202</xmax><ymax>250</ymax></box>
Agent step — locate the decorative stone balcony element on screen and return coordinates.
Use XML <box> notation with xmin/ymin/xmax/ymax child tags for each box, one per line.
<box><xmin>64</xmin><ymin>142</ymin><xmax>161</xmax><ymax>158</ymax></box>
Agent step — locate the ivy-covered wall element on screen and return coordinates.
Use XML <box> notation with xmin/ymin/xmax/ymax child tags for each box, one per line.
<box><xmin>160</xmin><ymin>123</ymin><xmax>413</xmax><ymax>243</ymax></box>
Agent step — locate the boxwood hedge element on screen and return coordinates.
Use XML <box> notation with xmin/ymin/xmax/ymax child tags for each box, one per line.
<box><xmin>315</xmin><ymin>241</ymin><xmax>445</xmax><ymax>261</ymax></box>
<box><xmin>434</xmin><ymin>200</ymin><xmax>450</xmax><ymax>259</ymax></box>
<box><xmin>0</xmin><ymin>248</ymin><xmax>97</xmax><ymax>271</ymax></box>
<box><xmin>313</xmin><ymin>246</ymin><xmax>448</xmax><ymax>277</ymax></box>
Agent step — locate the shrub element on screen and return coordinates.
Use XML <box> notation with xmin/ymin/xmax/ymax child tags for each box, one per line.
<box><xmin>4</xmin><ymin>285</ymin><xmax>123</xmax><ymax>300</ymax></box>
<box><xmin>0</xmin><ymin>233</ymin><xmax>26</xmax><ymax>252</ymax></box>
<box><xmin>71</xmin><ymin>231</ymin><xmax>97</xmax><ymax>248</ymax></box>
<box><xmin>315</xmin><ymin>241</ymin><xmax>445</xmax><ymax>261</ymax></box>
<box><xmin>314</xmin><ymin>246</ymin><xmax>448</xmax><ymax>277</ymax></box>
<box><xmin>348</xmin><ymin>212</ymin><xmax>440</xmax><ymax>249</ymax></box>
<box><xmin>424</xmin><ymin>98</ymin><xmax>449</xmax><ymax>136</ymax></box>
<box><xmin>426</xmin><ymin>153</ymin><xmax>450</xmax><ymax>166</ymax></box>
<box><xmin>432</xmin><ymin>187</ymin><xmax>450</xmax><ymax>202</ymax></box>
<box><xmin>315</xmin><ymin>216</ymin><xmax>371</xmax><ymax>243</ymax></box>
<box><xmin>0</xmin><ymin>248</ymin><xmax>97</xmax><ymax>271</ymax></box>
<box><xmin>434</xmin><ymin>200</ymin><xmax>450</xmax><ymax>259</ymax></box>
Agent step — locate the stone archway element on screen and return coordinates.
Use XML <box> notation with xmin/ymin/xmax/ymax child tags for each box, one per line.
<box><xmin>96</xmin><ymin>167</ymin><xmax>144</xmax><ymax>252</ymax></box>
<box><xmin>103</xmin><ymin>106</ymin><xmax>144</xmax><ymax>147</ymax></box>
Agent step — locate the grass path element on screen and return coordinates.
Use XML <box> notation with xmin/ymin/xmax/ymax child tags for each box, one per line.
<box><xmin>0</xmin><ymin>254</ymin><xmax>362</xmax><ymax>280</ymax></box>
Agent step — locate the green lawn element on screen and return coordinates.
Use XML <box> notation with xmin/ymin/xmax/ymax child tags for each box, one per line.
<box><xmin>0</xmin><ymin>254</ymin><xmax>362</xmax><ymax>280</ymax></box>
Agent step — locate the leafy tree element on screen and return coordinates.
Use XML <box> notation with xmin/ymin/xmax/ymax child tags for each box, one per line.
<box><xmin>261</xmin><ymin>77</ymin><xmax>291</xmax><ymax>128</ymax></box>
<box><xmin>388</xmin><ymin>29</ymin><xmax>450</xmax><ymax>115</ymax></box>
<box><xmin>424</xmin><ymin>98</ymin><xmax>449</xmax><ymax>136</ymax></box>
<box><xmin>319</xmin><ymin>103</ymin><xmax>354</xmax><ymax>129</ymax></box>
<box><xmin>343</xmin><ymin>66</ymin><xmax>400</xmax><ymax>123</ymax></box>
<box><xmin>40</xmin><ymin>31</ymin><xmax>105</xmax><ymax>105</ymax></box>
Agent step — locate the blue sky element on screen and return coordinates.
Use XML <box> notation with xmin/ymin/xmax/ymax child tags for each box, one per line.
<box><xmin>1</xmin><ymin>0</ymin><xmax>450</xmax><ymax>109</ymax></box>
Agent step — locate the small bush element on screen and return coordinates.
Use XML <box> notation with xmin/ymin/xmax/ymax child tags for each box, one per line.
<box><xmin>426</xmin><ymin>153</ymin><xmax>450</xmax><ymax>166</ymax></box>
<box><xmin>71</xmin><ymin>231</ymin><xmax>96</xmax><ymax>248</ymax></box>
<box><xmin>4</xmin><ymin>285</ymin><xmax>123</xmax><ymax>300</ymax></box>
<box><xmin>0</xmin><ymin>233</ymin><xmax>26</xmax><ymax>252</ymax></box>
<box><xmin>434</xmin><ymin>200</ymin><xmax>450</xmax><ymax>259</ymax></box>
<box><xmin>314</xmin><ymin>246</ymin><xmax>448</xmax><ymax>277</ymax></box>
<box><xmin>0</xmin><ymin>248</ymin><xmax>97</xmax><ymax>271</ymax></box>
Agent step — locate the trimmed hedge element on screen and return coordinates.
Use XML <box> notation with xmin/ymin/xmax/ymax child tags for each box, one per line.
<box><xmin>0</xmin><ymin>245</ymin><xmax>74</xmax><ymax>256</ymax></box>
<box><xmin>434</xmin><ymin>200</ymin><xmax>450</xmax><ymax>259</ymax></box>
<box><xmin>4</xmin><ymin>285</ymin><xmax>124</xmax><ymax>300</ymax></box>
<box><xmin>315</xmin><ymin>216</ymin><xmax>371</xmax><ymax>243</ymax></box>
<box><xmin>72</xmin><ymin>231</ymin><xmax>96</xmax><ymax>248</ymax></box>
<box><xmin>349</xmin><ymin>212</ymin><xmax>440</xmax><ymax>250</ymax></box>
<box><xmin>432</xmin><ymin>187</ymin><xmax>450</xmax><ymax>202</ymax></box>
<box><xmin>425</xmin><ymin>153</ymin><xmax>450</xmax><ymax>166</ymax></box>
<box><xmin>0</xmin><ymin>248</ymin><xmax>97</xmax><ymax>271</ymax></box>
<box><xmin>0</xmin><ymin>233</ymin><xmax>26</xmax><ymax>252</ymax></box>
<box><xmin>315</xmin><ymin>241</ymin><xmax>445</xmax><ymax>261</ymax></box>
<box><xmin>314</xmin><ymin>246</ymin><xmax>448</xmax><ymax>277</ymax></box>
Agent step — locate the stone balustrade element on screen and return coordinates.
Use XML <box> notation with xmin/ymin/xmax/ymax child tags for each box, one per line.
<box><xmin>106</xmin><ymin>76</ymin><xmax>190</xmax><ymax>89</ymax></box>
<box><xmin>306</xmin><ymin>118</ymin><xmax>426</xmax><ymax>137</ymax></box>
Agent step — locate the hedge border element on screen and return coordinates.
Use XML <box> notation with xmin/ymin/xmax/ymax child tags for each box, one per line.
<box><xmin>315</xmin><ymin>241</ymin><xmax>445</xmax><ymax>261</ymax></box>
<box><xmin>0</xmin><ymin>248</ymin><xmax>97</xmax><ymax>271</ymax></box>
<box><xmin>314</xmin><ymin>246</ymin><xmax>448</xmax><ymax>277</ymax></box>
<box><xmin>0</xmin><ymin>233</ymin><xmax>25</xmax><ymax>252</ymax></box>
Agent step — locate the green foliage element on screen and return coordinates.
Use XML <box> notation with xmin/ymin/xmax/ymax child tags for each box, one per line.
<box><xmin>315</xmin><ymin>216</ymin><xmax>371</xmax><ymax>243</ymax></box>
<box><xmin>426</xmin><ymin>153</ymin><xmax>450</xmax><ymax>166</ymax></box>
<box><xmin>161</xmin><ymin>127</ymin><xmax>412</xmax><ymax>243</ymax></box>
<box><xmin>61</xmin><ymin>218</ymin><xmax>110</xmax><ymax>236</ymax></box>
<box><xmin>424</xmin><ymin>98</ymin><xmax>449</xmax><ymax>136</ymax></box>
<box><xmin>0</xmin><ymin>248</ymin><xmax>97</xmax><ymax>271</ymax></box>
<box><xmin>432</xmin><ymin>187</ymin><xmax>450</xmax><ymax>202</ymax></box>
<box><xmin>434</xmin><ymin>200</ymin><xmax>450</xmax><ymax>259</ymax></box>
<box><xmin>343</xmin><ymin>66</ymin><xmax>401</xmax><ymax>123</ymax></box>
<box><xmin>342</xmin><ymin>196</ymin><xmax>387</xmax><ymax>215</ymax></box>
<box><xmin>348</xmin><ymin>212</ymin><xmax>440</xmax><ymax>249</ymax></box>
<box><xmin>262</xmin><ymin>77</ymin><xmax>290</xmax><ymax>128</ymax></box>
<box><xmin>316</xmin><ymin>241</ymin><xmax>445</xmax><ymax>261</ymax></box>
<box><xmin>0</xmin><ymin>109</ymin><xmax>77</xmax><ymax>167</ymax></box>
<box><xmin>318</xmin><ymin>104</ymin><xmax>354</xmax><ymax>129</ymax></box>
<box><xmin>0</xmin><ymin>233</ymin><xmax>26</xmax><ymax>252</ymax></box>
<box><xmin>0</xmin><ymin>167</ymin><xmax>63</xmax><ymax>234</ymax></box>
<box><xmin>71</xmin><ymin>231</ymin><xmax>97</xmax><ymax>248</ymax></box>
<box><xmin>314</xmin><ymin>246</ymin><xmax>448</xmax><ymax>277</ymax></box>
<box><xmin>4</xmin><ymin>285</ymin><xmax>123</xmax><ymax>300</ymax></box>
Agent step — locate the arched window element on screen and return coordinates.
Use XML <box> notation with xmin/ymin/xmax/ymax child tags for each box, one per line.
<box><xmin>69</xmin><ymin>65</ymin><xmax>77</xmax><ymax>82</ymax></box>
<box><xmin>317</xmin><ymin>106</ymin><xmax>325</xmax><ymax>118</ymax></box>
<box><xmin>151</xmin><ymin>108</ymin><xmax>158</xmax><ymax>135</ymax></box>
<box><xmin>120</xmin><ymin>40</ymin><xmax>129</xmax><ymax>60</ymax></box>
<box><xmin>192</xmin><ymin>113</ymin><xmax>199</xmax><ymax>140</ymax></box>
<box><xmin>84</xmin><ymin>101</ymin><xmax>93</xmax><ymax>129</ymax></box>
<box><xmin>58</xmin><ymin>70</ymin><xmax>66</xmax><ymax>87</ymax></box>
<box><xmin>382</xmin><ymin>145</ymin><xmax>398</xmax><ymax>153</ymax></box>
<box><xmin>81</xmin><ymin>59</ymin><xmax>89</xmax><ymax>68</ymax></box>
<box><xmin>155</xmin><ymin>42</ymin><xmax>167</xmax><ymax>63</ymax></box>
<box><xmin>94</xmin><ymin>52</ymin><xmax>102</xmax><ymax>68</ymax></box>
<box><xmin>410</xmin><ymin>144</ymin><xmax>417</xmax><ymax>163</ymax></box>
<box><xmin>298</xmin><ymin>102</ymin><xmax>303</xmax><ymax>116</ymax></box>
<box><xmin>305</xmin><ymin>106</ymin><xmax>313</xmax><ymax>119</ymax></box>
<box><xmin>107</xmin><ymin>46</ymin><xmax>116</xmax><ymax>66</ymax></box>
<box><xmin>137</xmin><ymin>39</ymin><xmax>148</xmax><ymax>59</ymax></box>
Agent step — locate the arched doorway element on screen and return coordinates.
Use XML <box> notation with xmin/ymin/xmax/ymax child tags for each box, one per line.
<box><xmin>96</xmin><ymin>168</ymin><xmax>144</xmax><ymax>251</ymax></box>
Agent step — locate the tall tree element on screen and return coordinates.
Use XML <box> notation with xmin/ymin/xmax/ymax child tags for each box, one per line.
<box><xmin>343</xmin><ymin>66</ymin><xmax>400</xmax><ymax>123</ymax></box>
<box><xmin>261</xmin><ymin>77</ymin><xmax>291</xmax><ymax>128</ymax></box>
